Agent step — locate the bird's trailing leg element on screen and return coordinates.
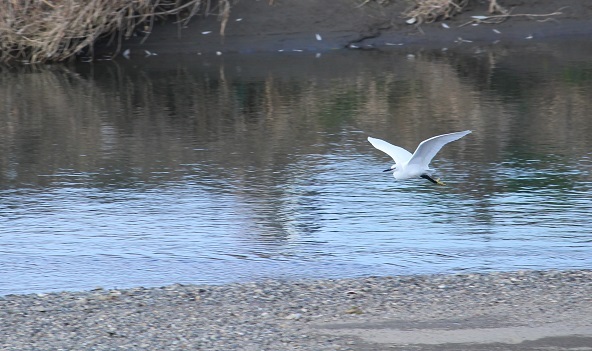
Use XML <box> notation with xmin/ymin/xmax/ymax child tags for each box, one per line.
<box><xmin>421</xmin><ymin>174</ymin><xmax>446</xmax><ymax>186</ymax></box>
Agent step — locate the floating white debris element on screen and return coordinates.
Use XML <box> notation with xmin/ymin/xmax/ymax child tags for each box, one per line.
<box><xmin>456</xmin><ymin>37</ymin><xmax>473</xmax><ymax>43</ymax></box>
<box><xmin>386</xmin><ymin>42</ymin><xmax>404</xmax><ymax>46</ymax></box>
<box><xmin>315</xmin><ymin>33</ymin><xmax>322</xmax><ymax>41</ymax></box>
<box><xmin>441</xmin><ymin>23</ymin><xmax>449</xmax><ymax>29</ymax></box>
<box><xmin>471</xmin><ymin>23</ymin><xmax>479</xmax><ymax>26</ymax></box>
<box><xmin>493</xmin><ymin>29</ymin><xmax>501</xmax><ymax>34</ymax></box>
<box><xmin>144</xmin><ymin>50</ymin><xmax>157</xmax><ymax>57</ymax></box>
<box><xmin>315</xmin><ymin>53</ymin><xmax>321</xmax><ymax>58</ymax></box>
<box><xmin>471</xmin><ymin>15</ymin><xmax>489</xmax><ymax>20</ymax></box>
<box><xmin>406</xmin><ymin>17</ymin><xmax>417</xmax><ymax>25</ymax></box>
<box><xmin>201</xmin><ymin>31</ymin><xmax>212</xmax><ymax>35</ymax></box>
<box><xmin>216</xmin><ymin>51</ymin><xmax>222</xmax><ymax>55</ymax></box>
<box><xmin>235</xmin><ymin>18</ymin><xmax>243</xmax><ymax>21</ymax></box>
<box><xmin>122</xmin><ymin>49</ymin><xmax>130</xmax><ymax>59</ymax></box>
<box><xmin>292</xmin><ymin>49</ymin><xmax>303</xmax><ymax>52</ymax></box>
<box><xmin>349</xmin><ymin>44</ymin><xmax>359</xmax><ymax>49</ymax></box>
<box><xmin>441</xmin><ymin>47</ymin><xmax>448</xmax><ymax>51</ymax></box>
<box><xmin>278</xmin><ymin>49</ymin><xmax>284</xmax><ymax>52</ymax></box>
<box><xmin>525</xmin><ymin>34</ymin><xmax>533</xmax><ymax>39</ymax></box>
<box><xmin>407</xmin><ymin>54</ymin><xmax>415</xmax><ymax>60</ymax></box>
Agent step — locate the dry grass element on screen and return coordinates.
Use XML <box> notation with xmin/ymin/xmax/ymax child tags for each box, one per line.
<box><xmin>0</xmin><ymin>0</ymin><xmax>230</xmax><ymax>63</ymax></box>
<box><xmin>403</xmin><ymin>0</ymin><xmax>469</xmax><ymax>24</ymax></box>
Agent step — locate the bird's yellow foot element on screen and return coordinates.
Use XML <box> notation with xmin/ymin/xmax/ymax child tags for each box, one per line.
<box><xmin>435</xmin><ymin>178</ymin><xmax>446</xmax><ymax>186</ymax></box>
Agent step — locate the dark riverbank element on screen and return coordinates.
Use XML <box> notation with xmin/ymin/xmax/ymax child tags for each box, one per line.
<box><xmin>2</xmin><ymin>1</ymin><xmax>591</xmax><ymax>63</ymax></box>
<box><xmin>101</xmin><ymin>0</ymin><xmax>592</xmax><ymax>58</ymax></box>
<box><xmin>2</xmin><ymin>270</ymin><xmax>591</xmax><ymax>350</ymax></box>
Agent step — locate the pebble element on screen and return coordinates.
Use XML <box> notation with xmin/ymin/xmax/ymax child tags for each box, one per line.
<box><xmin>285</xmin><ymin>313</ymin><xmax>302</xmax><ymax>320</ymax></box>
<box><xmin>0</xmin><ymin>270</ymin><xmax>590</xmax><ymax>350</ymax></box>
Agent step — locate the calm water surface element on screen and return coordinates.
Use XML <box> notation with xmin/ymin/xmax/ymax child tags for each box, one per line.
<box><xmin>1</xmin><ymin>41</ymin><xmax>592</xmax><ymax>294</ymax></box>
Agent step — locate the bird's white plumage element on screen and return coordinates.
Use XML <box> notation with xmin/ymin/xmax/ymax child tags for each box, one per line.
<box><xmin>367</xmin><ymin>137</ymin><xmax>413</xmax><ymax>165</ymax></box>
<box><xmin>368</xmin><ymin>130</ymin><xmax>471</xmax><ymax>181</ymax></box>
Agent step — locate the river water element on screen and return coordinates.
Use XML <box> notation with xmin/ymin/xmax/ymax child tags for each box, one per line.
<box><xmin>1</xmin><ymin>40</ymin><xmax>592</xmax><ymax>295</ymax></box>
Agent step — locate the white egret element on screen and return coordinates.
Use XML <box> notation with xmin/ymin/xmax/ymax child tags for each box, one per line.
<box><xmin>367</xmin><ymin>130</ymin><xmax>471</xmax><ymax>185</ymax></box>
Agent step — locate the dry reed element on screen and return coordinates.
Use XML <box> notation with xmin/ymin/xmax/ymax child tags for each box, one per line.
<box><xmin>0</xmin><ymin>0</ymin><xmax>230</xmax><ymax>63</ymax></box>
<box><xmin>403</xmin><ymin>0</ymin><xmax>469</xmax><ymax>24</ymax></box>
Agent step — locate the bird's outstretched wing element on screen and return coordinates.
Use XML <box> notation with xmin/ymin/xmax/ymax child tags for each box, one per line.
<box><xmin>367</xmin><ymin>136</ymin><xmax>413</xmax><ymax>165</ymax></box>
<box><xmin>407</xmin><ymin>130</ymin><xmax>472</xmax><ymax>168</ymax></box>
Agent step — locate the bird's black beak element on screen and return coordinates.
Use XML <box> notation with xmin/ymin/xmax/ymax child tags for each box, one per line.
<box><xmin>382</xmin><ymin>168</ymin><xmax>392</xmax><ymax>172</ymax></box>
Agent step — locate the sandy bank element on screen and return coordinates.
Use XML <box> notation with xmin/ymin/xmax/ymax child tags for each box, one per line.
<box><xmin>2</xmin><ymin>270</ymin><xmax>591</xmax><ymax>350</ymax></box>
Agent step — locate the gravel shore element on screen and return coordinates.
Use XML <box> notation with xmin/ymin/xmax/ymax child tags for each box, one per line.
<box><xmin>2</xmin><ymin>270</ymin><xmax>591</xmax><ymax>350</ymax></box>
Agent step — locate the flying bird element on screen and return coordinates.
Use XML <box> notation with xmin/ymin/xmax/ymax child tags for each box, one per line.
<box><xmin>367</xmin><ymin>130</ymin><xmax>471</xmax><ymax>185</ymax></box>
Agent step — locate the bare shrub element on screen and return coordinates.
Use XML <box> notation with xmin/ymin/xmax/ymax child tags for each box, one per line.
<box><xmin>403</xmin><ymin>0</ymin><xmax>469</xmax><ymax>24</ymax></box>
<box><xmin>0</xmin><ymin>0</ymin><xmax>230</xmax><ymax>63</ymax></box>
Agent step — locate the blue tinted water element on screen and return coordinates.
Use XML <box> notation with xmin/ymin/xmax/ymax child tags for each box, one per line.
<box><xmin>1</xmin><ymin>43</ymin><xmax>592</xmax><ymax>294</ymax></box>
